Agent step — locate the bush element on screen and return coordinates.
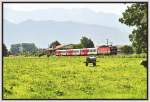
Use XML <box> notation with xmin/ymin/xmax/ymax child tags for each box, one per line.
<box><xmin>120</xmin><ymin>45</ymin><xmax>133</xmax><ymax>54</ymax></box>
<box><xmin>97</xmin><ymin>53</ymin><xmax>147</xmax><ymax>58</ymax></box>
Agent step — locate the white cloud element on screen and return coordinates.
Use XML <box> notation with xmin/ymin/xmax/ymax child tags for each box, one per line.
<box><xmin>4</xmin><ymin>3</ymin><xmax>132</xmax><ymax>15</ymax></box>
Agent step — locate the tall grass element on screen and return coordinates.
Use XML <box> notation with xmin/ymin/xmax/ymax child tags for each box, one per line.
<box><xmin>97</xmin><ymin>53</ymin><xmax>147</xmax><ymax>58</ymax></box>
<box><xmin>3</xmin><ymin>56</ymin><xmax>147</xmax><ymax>99</ymax></box>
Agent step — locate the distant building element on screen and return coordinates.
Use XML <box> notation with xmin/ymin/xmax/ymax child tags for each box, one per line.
<box><xmin>49</xmin><ymin>41</ymin><xmax>61</xmax><ymax>49</ymax></box>
<box><xmin>47</xmin><ymin>44</ymin><xmax>74</xmax><ymax>55</ymax></box>
<box><xmin>10</xmin><ymin>43</ymin><xmax>37</xmax><ymax>55</ymax></box>
<box><xmin>55</xmin><ymin>44</ymin><xmax>74</xmax><ymax>50</ymax></box>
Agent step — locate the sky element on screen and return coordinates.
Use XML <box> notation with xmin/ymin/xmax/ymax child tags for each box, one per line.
<box><xmin>4</xmin><ymin>3</ymin><xmax>129</xmax><ymax>14</ymax></box>
<box><xmin>4</xmin><ymin>3</ymin><xmax>131</xmax><ymax>23</ymax></box>
<box><xmin>3</xmin><ymin>3</ymin><xmax>132</xmax><ymax>49</ymax></box>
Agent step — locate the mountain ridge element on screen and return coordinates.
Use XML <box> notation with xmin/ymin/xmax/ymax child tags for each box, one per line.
<box><xmin>4</xmin><ymin>19</ymin><xmax>131</xmax><ymax>49</ymax></box>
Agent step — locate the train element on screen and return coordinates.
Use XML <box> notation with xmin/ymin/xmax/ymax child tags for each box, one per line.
<box><xmin>55</xmin><ymin>45</ymin><xmax>117</xmax><ymax>56</ymax></box>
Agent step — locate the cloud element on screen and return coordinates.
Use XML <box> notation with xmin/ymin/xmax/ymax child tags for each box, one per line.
<box><xmin>4</xmin><ymin>3</ymin><xmax>132</xmax><ymax>15</ymax></box>
<box><xmin>4</xmin><ymin>3</ymin><xmax>132</xmax><ymax>26</ymax></box>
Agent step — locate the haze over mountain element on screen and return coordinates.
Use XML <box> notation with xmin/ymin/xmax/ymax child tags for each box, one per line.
<box><xmin>5</xmin><ymin>7</ymin><xmax>129</xmax><ymax>31</ymax></box>
<box><xmin>4</xmin><ymin>19</ymin><xmax>131</xmax><ymax>49</ymax></box>
<box><xmin>4</xmin><ymin>7</ymin><xmax>132</xmax><ymax>49</ymax></box>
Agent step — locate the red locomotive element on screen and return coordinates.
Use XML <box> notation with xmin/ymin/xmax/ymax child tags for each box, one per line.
<box><xmin>97</xmin><ymin>45</ymin><xmax>117</xmax><ymax>55</ymax></box>
<box><xmin>55</xmin><ymin>45</ymin><xmax>117</xmax><ymax>56</ymax></box>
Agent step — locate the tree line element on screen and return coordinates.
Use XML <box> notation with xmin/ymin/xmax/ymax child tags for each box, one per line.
<box><xmin>3</xmin><ymin>36</ymin><xmax>95</xmax><ymax>57</ymax></box>
<box><xmin>3</xmin><ymin>37</ymin><xmax>134</xmax><ymax>57</ymax></box>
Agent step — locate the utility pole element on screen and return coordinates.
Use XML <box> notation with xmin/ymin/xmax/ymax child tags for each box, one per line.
<box><xmin>106</xmin><ymin>39</ymin><xmax>109</xmax><ymax>54</ymax></box>
<box><xmin>110</xmin><ymin>42</ymin><xmax>113</xmax><ymax>46</ymax></box>
<box><xmin>106</xmin><ymin>39</ymin><xmax>109</xmax><ymax>46</ymax></box>
<box><xmin>19</xmin><ymin>43</ymin><xmax>23</xmax><ymax>53</ymax></box>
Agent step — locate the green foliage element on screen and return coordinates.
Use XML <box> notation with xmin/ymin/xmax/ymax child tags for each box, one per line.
<box><xmin>3</xmin><ymin>44</ymin><xmax>8</xmax><ymax>56</ymax></box>
<box><xmin>22</xmin><ymin>43</ymin><xmax>38</xmax><ymax>53</ymax></box>
<box><xmin>36</xmin><ymin>48</ymin><xmax>47</xmax><ymax>57</ymax></box>
<box><xmin>10</xmin><ymin>43</ymin><xmax>38</xmax><ymax>56</ymax></box>
<box><xmin>3</xmin><ymin>56</ymin><xmax>147</xmax><ymax>99</ymax></box>
<box><xmin>72</xmin><ymin>36</ymin><xmax>95</xmax><ymax>49</ymax></box>
<box><xmin>97</xmin><ymin>53</ymin><xmax>146</xmax><ymax>58</ymax></box>
<box><xmin>73</xmin><ymin>44</ymin><xmax>83</xmax><ymax>49</ymax></box>
<box><xmin>10</xmin><ymin>44</ymin><xmax>20</xmax><ymax>55</ymax></box>
<box><xmin>120</xmin><ymin>45</ymin><xmax>133</xmax><ymax>54</ymax></box>
<box><xmin>80</xmin><ymin>36</ymin><xmax>94</xmax><ymax>48</ymax></box>
<box><xmin>119</xmin><ymin>3</ymin><xmax>148</xmax><ymax>53</ymax></box>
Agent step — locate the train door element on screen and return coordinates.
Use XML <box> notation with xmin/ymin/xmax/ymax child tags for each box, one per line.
<box><xmin>73</xmin><ymin>49</ymin><xmax>80</xmax><ymax>55</ymax></box>
<box><xmin>61</xmin><ymin>50</ymin><xmax>66</xmax><ymax>56</ymax></box>
<box><xmin>80</xmin><ymin>48</ymin><xmax>89</xmax><ymax>56</ymax></box>
<box><xmin>55</xmin><ymin>50</ymin><xmax>61</xmax><ymax>56</ymax></box>
<box><xmin>66</xmin><ymin>49</ymin><xmax>73</xmax><ymax>56</ymax></box>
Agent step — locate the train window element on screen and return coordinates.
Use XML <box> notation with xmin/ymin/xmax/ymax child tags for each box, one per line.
<box><xmin>90</xmin><ymin>49</ymin><xmax>95</xmax><ymax>52</ymax></box>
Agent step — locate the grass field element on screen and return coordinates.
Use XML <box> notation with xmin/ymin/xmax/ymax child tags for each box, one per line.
<box><xmin>3</xmin><ymin>56</ymin><xmax>147</xmax><ymax>99</ymax></box>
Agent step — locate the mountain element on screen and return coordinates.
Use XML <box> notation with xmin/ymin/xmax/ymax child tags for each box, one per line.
<box><xmin>5</xmin><ymin>7</ymin><xmax>129</xmax><ymax>31</ymax></box>
<box><xmin>4</xmin><ymin>20</ymin><xmax>131</xmax><ymax>49</ymax></box>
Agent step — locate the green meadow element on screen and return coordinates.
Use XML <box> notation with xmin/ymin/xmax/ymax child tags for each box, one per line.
<box><xmin>3</xmin><ymin>56</ymin><xmax>147</xmax><ymax>99</ymax></box>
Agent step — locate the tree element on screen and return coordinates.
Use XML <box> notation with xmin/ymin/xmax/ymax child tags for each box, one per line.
<box><xmin>73</xmin><ymin>44</ymin><xmax>83</xmax><ymax>49</ymax></box>
<box><xmin>49</xmin><ymin>41</ymin><xmax>61</xmax><ymax>48</ymax></box>
<box><xmin>119</xmin><ymin>3</ymin><xmax>148</xmax><ymax>54</ymax></box>
<box><xmin>120</xmin><ymin>45</ymin><xmax>133</xmax><ymax>54</ymax></box>
<box><xmin>3</xmin><ymin>44</ymin><xmax>8</xmax><ymax>56</ymax></box>
<box><xmin>21</xmin><ymin>43</ymin><xmax>38</xmax><ymax>55</ymax></box>
<box><xmin>10</xmin><ymin>43</ymin><xmax>38</xmax><ymax>55</ymax></box>
<box><xmin>80</xmin><ymin>36</ymin><xmax>94</xmax><ymax>48</ymax></box>
<box><xmin>37</xmin><ymin>48</ymin><xmax>47</xmax><ymax>57</ymax></box>
<box><xmin>10</xmin><ymin>44</ymin><xmax>21</xmax><ymax>55</ymax></box>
